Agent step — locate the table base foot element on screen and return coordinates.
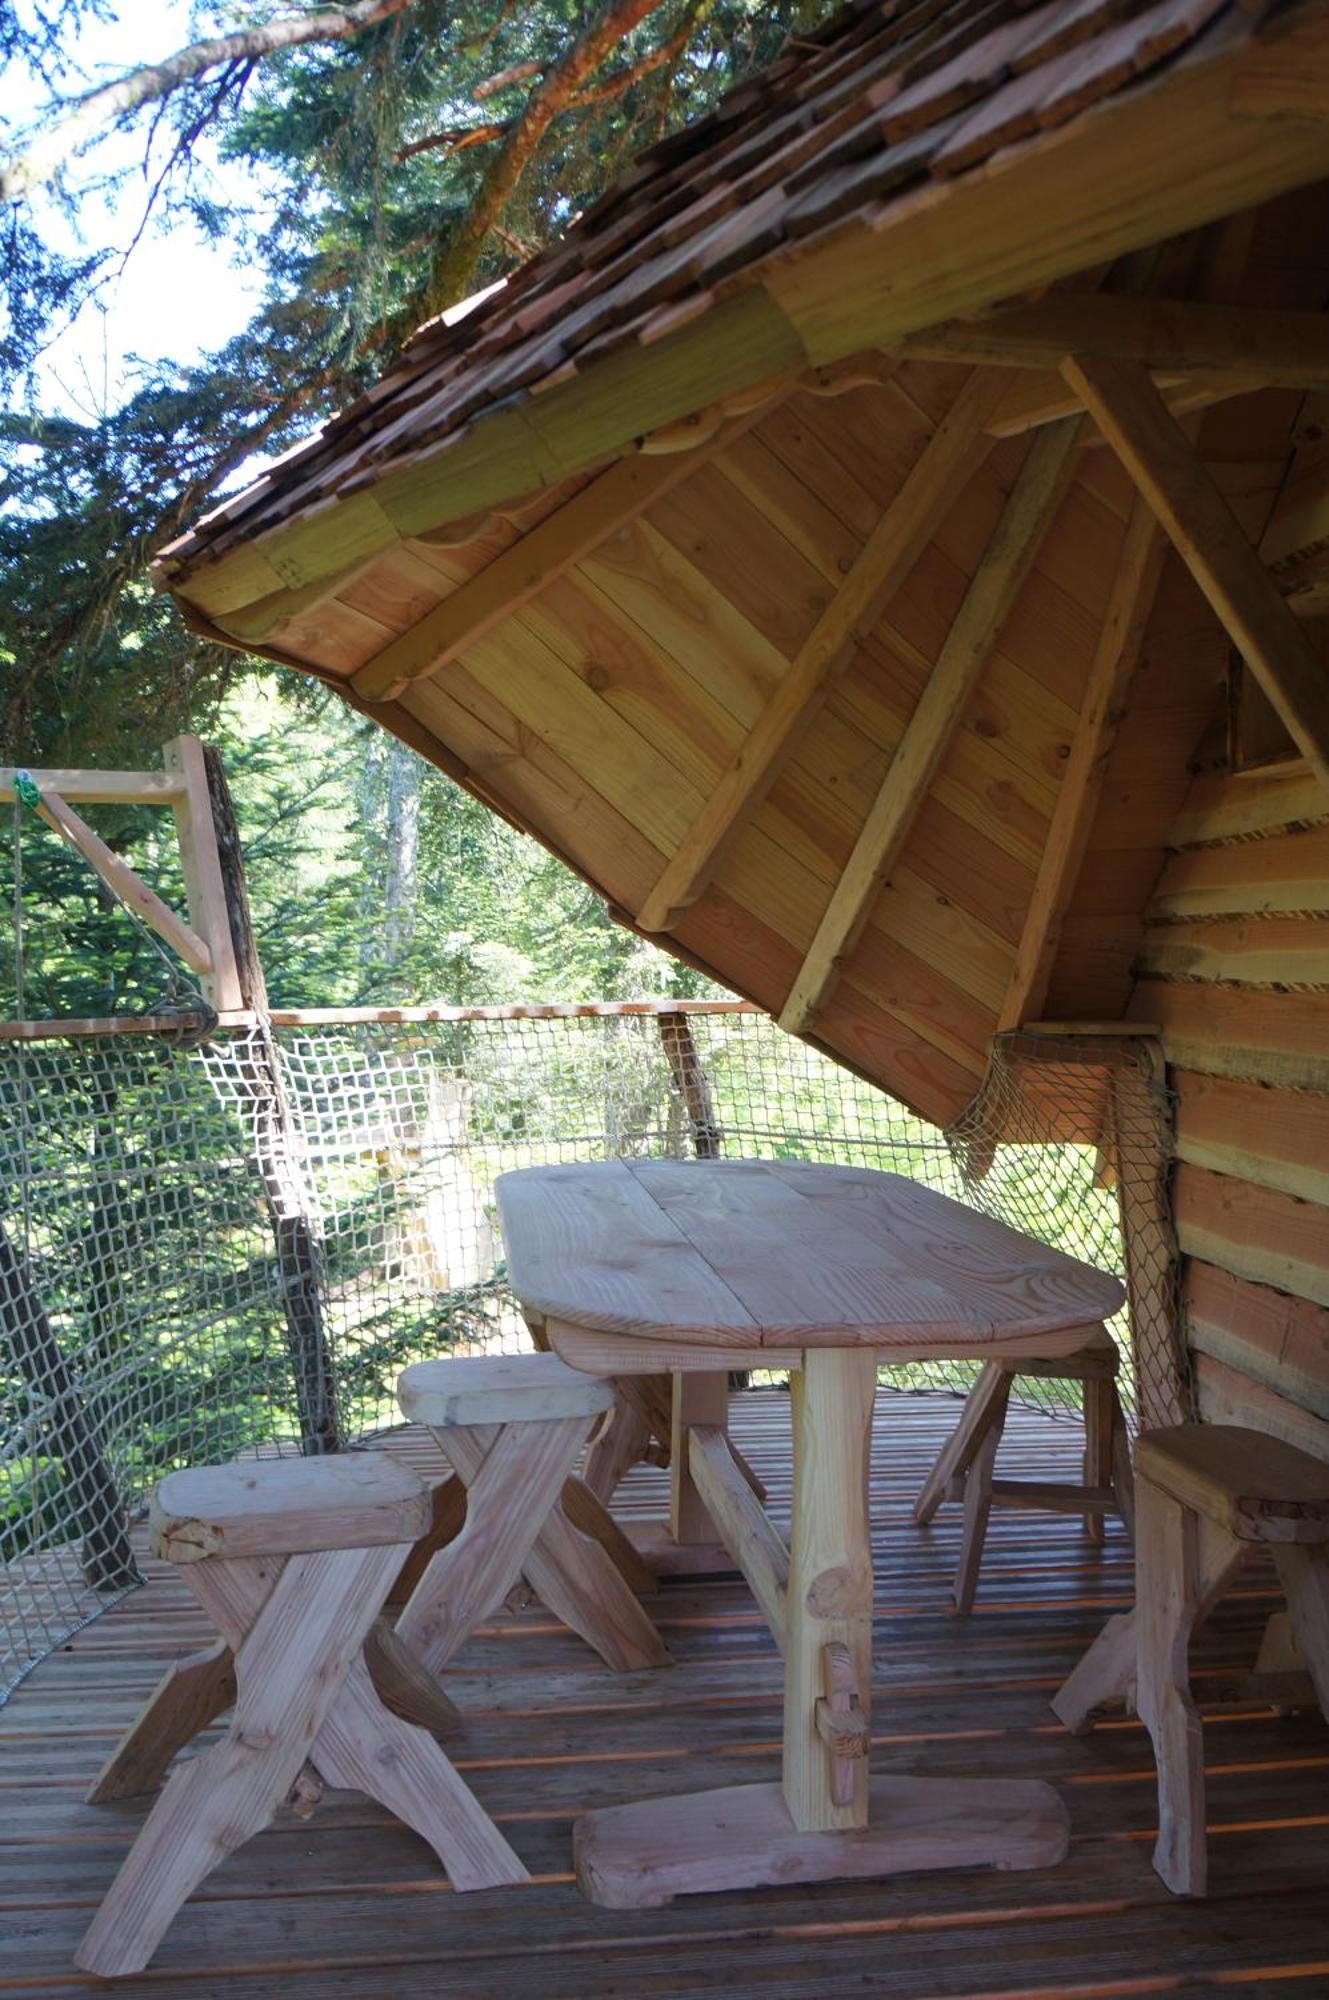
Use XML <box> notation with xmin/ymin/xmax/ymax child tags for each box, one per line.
<box><xmin>621</xmin><ymin>1522</ymin><xmax>738</xmax><ymax>1577</ymax></box>
<box><xmin>574</xmin><ymin>1776</ymin><xmax>1070</xmax><ymax>1909</ymax></box>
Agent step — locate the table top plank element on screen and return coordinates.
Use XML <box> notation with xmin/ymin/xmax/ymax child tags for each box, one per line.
<box><xmin>495</xmin><ymin>1159</ymin><xmax>759</xmax><ymax>1341</ymax></box>
<box><xmin>496</xmin><ymin>1159</ymin><xmax>1124</xmax><ymax>1350</ymax></box>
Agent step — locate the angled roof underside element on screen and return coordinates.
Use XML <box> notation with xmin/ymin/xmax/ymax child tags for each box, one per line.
<box><xmin>156</xmin><ymin>0</ymin><xmax>1329</xmax><ymax>1126</ymax></box>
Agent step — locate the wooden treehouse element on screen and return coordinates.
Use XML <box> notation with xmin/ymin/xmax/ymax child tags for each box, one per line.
<box><xmin>10</xmin><ymin>1</ymin><xmax>1329</xmax><ymax>1992</ymax></box>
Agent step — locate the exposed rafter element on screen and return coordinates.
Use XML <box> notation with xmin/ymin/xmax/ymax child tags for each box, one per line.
<box><xmin>997</xmin><ymin>497</ymin><xmax>1167</xmax><ymax>1035</ymax></box>
<box><xmin>778</xmin><ymin>415</ymin><xmax>1085</xmax><ymax>1039</ymax></box>
<box><xmin>350</xmin><ymin>394</ymin><xmax>790</xmax><ymax>705</ymax></box>
<box><xmin>986</xmin><ymin>368</ymin><xmax>1256</xmax><ymax>441</ymax></box>
<box><xmin>1064</xmin><ymin>353</ymin><xmax>1329</xmax><ymax>790</ymax></box>
<box><xmin>906</xmin><ymin>296</ymin><xmax>1329</xmax><ymax>391</ymax></box>
<box><xmin>635</xmin><ymin>368</ymin><xmax>1010</xmax><ymax>936</ymax></box>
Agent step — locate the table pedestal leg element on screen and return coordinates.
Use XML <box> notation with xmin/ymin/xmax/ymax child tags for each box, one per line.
<box><xmin>575</xmin><ymin>1351</ymin><xmax>1071</xmax><ymax>1910</ymax></box>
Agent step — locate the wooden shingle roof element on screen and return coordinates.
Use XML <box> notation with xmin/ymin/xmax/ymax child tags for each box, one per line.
<box><xmin>160</xmin><ymin>0</ymin><xmax>1290</xmax><ymax>586</ymax></box>
<box><xmin>156</xmin><ymin>0</ymin><xmax>1329</xmax><ymax>1128</ymax></box>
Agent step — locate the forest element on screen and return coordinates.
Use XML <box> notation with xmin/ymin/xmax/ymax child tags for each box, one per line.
<box><xmin>1</xmin><ymin>0</ymin><xmax>834</xmax><ymax>1016</ymax></box>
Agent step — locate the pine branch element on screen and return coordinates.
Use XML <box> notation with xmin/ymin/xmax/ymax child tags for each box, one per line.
<box><xmin>472</xmin><ymin>59</ymin><xmax>542</xmax><ymax>101</ymax></box>
<box><xmin>1</xmin><ymin>0</ymin><xmax>424</xmax><ymax>206</ymax></box>
<box><xmin>414</xmin><ymin>0</ymin><xmax>671</xmax><ymax>321</ymax></box>
<box><xmin>394</xmin><ymin>120</ymin><xmax>509</xmax><ymax>163</ymax></box>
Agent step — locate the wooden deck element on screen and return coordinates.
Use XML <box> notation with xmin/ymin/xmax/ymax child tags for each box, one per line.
<box><xmin>3</xmin><ymin>1390</ymin><xmax>1328</xmax><ymax>1998</ymax></box>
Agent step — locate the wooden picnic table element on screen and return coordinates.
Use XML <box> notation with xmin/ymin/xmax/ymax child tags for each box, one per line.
<box><xmin>496</xmin><ymin>1156</ymin><xmax>1125</xmax><ymax>1909</ymax></box>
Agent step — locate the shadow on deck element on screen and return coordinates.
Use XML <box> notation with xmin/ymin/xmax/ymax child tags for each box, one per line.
<box><xmin>3</xmin><ymin>1390</ymin><xmax>1327</xmax><ymax>1998</ymax></box>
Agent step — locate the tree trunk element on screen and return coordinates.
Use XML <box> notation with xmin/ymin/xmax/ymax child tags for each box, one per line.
<box><xmin>658</xmin><ymin>1009</ymin><xmax>722</xmax><ymax>1159</ymax></box>
<box><xmin>203</xmin><ymin>747</ymin><xmax>340</xmax><ymax>1455</ymax></box>
<box><xmin>383</xmin><ymin>741</ymin><xmax>421</xmax><ymax>970</ymax></box>
<box><xmin>0</xmin><ymin>1218</ymin><xmax>139</xmax><ymax>1590</ymax></box>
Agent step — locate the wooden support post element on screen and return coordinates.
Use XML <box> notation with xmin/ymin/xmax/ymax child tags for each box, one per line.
<box><xmin>202</xmin><ymin>747</ymin><xmax>339</xmax><ymax>1454</ymax></box>
<box><xmin>782</xmin><ymin>1348</ymin><xmax>876</xmax><ymax>1832</ymax></box>
<box><xmin>0</xmin><ymin>1219</ymin><xmax>139</xmax><ymax>1592</ymax></box>
<box><xmin>779</xmin><ymin>414</ymin><xmax>1083</xmax><ymax>1035</ymax></box>
<box><xmin>1062</xmin><ymin>353</ymin><xmax>1329</xmax><ymax>790</ymax></box>
<box><xmin>162</xmin><ymin>737</ymin><xmax>245</xmax><ymax>1012</ymax></box>
<box><xmin>671</xmin><ymin>1370</ymin><xmax>729</xmax><ymax>1546</ymax></box>
<box><xmin>658</xmin><ymin>1008</ymin><xmax>722</xmax><ymax>1158</ymax></box>
<box><xmin>1112</xmin><ymin>1040</ymin><xmax>1188</xmax><ymax>1432</ymax></box>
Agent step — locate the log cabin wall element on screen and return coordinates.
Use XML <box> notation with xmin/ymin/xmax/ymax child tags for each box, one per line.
<box><xmin>1127</xmin><ymin>755</ymin><xmax>1329</xmax><ymax>1459</ymax></box>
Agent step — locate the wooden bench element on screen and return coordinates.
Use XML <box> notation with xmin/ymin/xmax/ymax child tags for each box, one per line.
<box><xmin>1055</xmin><ymin>1423</ymin><xmax>1329</xmax><ymax>1897</ymax></box>
<box><xmin>394</xmin><ymin>1351</ymin><xmax>671</xmax><ymax>1675</ymax></box>
<box><xmin>912</xmin><ymin>1325</ymin><xmax>1133</xmax><ymax>1610</ymax></box>
<box><xmin>78</xmin><ymin>1454</ymin><xmax>527</xmax><ymax>1977</ymax></box>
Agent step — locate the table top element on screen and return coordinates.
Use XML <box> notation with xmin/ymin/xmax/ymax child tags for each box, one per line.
<box><xmin>496</xmin><ymin>1158</ymin><xmax>1124</xmax><ymax>1352</ymax></box>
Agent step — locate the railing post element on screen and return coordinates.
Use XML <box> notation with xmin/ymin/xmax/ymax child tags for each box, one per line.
<box><xmin>199</xmin><ymin>746</ymin><xmax>340</xmax><ymax>1455</ymax></box>
<box><xmin>0</xmin><ymin>1218</ymin><xmax>139</xmax><ymax>1590</ymax></box>
<box><xmin>658</xmin><ymin>1008</ymin><xmax>722</xmax><ymax>1159</ymax></box>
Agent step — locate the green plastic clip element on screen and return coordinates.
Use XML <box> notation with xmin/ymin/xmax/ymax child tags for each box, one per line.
<box><xmin>13</xmin><ymin>770</ymin><xmax>40</xmax><ymax>811</ymax></box>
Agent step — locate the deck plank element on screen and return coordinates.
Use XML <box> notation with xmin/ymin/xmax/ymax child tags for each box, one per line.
<box><xmin>3</xmin><ymin>1391</ymin><xmax>1328</xmax><ymax>1997</ymax></box>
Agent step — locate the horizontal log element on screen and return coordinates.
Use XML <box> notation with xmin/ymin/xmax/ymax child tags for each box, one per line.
<box><xmin>1175</xmin><ymin>1162</ymin><xmax>1329</xmax><ymax>1310</ymax></box>
<box><xmin>1150</xmin><ymin>825</ymin><xmax>1329</xmax><ymax>919</ymax></box>
<box><xmin>1185</xmin><ymin>1259</ymin><xmax>1329</xmax><ymax>1422</ymax></box>
<box><xmin>1136</xmin><ymin>914</ymin><xmax>1329</xmax><ymax>986</ymax></box>
<box><xmin>1167</xmin><ymin>767</ymin><xmax>1329</xmax><ymax>847</ymax></box>
<box><xmin>1175</xmin><ymin>1068</ymin><xmax>1329</xmax><ymax>1208</ymax></box>
<box><xmin>1194</xmin><ymin>1351</ymin><xmax>1329</xmax><ymax>1460</ymax></box>
<box><xmin>1130</xmin><ymin>979</ymin><xmax>1329</xmax><ymax>1093</ymax></box>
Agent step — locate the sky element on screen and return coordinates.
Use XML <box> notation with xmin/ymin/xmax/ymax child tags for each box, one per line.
<box><xmin>4</xmin><ymin>1</ymin><xmax>270</xmax><ymax>420</ymax></box>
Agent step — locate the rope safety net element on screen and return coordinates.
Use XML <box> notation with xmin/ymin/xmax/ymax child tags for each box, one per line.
<box><xmin>0</xmin><ymin>1004</ymin><xmax>1178</xmax><ymax>1699</ymax></box>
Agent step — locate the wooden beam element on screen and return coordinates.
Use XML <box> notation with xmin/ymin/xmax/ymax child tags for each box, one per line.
<box><xmin>987</xmin><ymin>368</ymin><xmax>1256</xmax><ymax>441</ymax></box>
<box><xmin>907</xmin><ymin>296</ymin><xmax>1329</xmax><ymax>391</ymax></box>
<box><xmin>687</xmin><ymin>1425</ymin><xmax>788</xmax><ymax>1650</ymax></box>
<box><xmin>163</xmin><ymin>737</ymin><xmax>246</xmax><ymax>1013</ymax></box>
<box><xmin>0</xmin><ymin>768</ymin><xmax>185</xmax><ymax>805</ymax></box>
<box><xmin>996</xmin><ymin>498</ymin><xmax>1166</xmax><ymax>1033</ymax></box>
<box><xmin>1062</xmin><ymin>353</ymin><xmax>1329</xmax><ymax>790</ymax></box>
<box><xmin>30</xmin><ymin>787</ymin><xmax>213</xmax><ymax>978</ymax></box>
<box><xmin>350</xmin><ymin>400</ymin><xmax>786</xmax><ymax>704</ymax></box>
<box><xmin>778</xmin><ymin>414</ymin><xmax>1084</xmax><ymax>1037</ymax></box>
<box><xmin>635</xmin><ymin>367</ymin><xmax>1009</xmax><ymax>935</ymax></box>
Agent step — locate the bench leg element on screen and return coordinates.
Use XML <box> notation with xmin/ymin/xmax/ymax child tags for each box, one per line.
<box><xmin>86</xmin><ymin>1639</ymin><xmax>236</xmax><ymax>1804</ymax></box>
<box><xmin>1083</xmin><ymin>1378</ymin><xmax>1116</xmax><ymax>1545</ymax></box>
<box><xmin>913</xmin><ymin>1364</ymin><xmax>1009</xmax><ymax>1526</ymax></box>
<box><xmin>1110</xmin><ymin>1390</ymin><xmax>1135</xmax><ymax>1544</ymax></box>
<box><xmin>77</xmin><ymin>1546</ymin><xmax>402</xmax><ymax>1978</ymax></box>
<box><xmin>1052</xmin><ymin>1514</ymin><xmax>1245</xmax><ymax>1734</ymax></box>
<box><xmin>316</xmin><ymin>1653</ymin><xmax>527</xmax><ymax>1891</ymax></box>
<box><xmin>442</xmin><ymin>1424</ymin><xmax>670</xmax><ymax>1672</ymax></box>
<box><xmin>1135</xmin><ymin>1480</ymin><xmax>1209</xmax><ymax>1897</ymax></box>
<box><xmin>78</xmin><ymin>1543</ymin><xmax>524</xmax><ymax>1978</ymax></box>
<box><xmin>582</xmin><ymin>1396</ymin><xmax>652</xmax><ymax>1502</ymax></box>
<box><xmin>1273</xmin><ymin>1545</ymin><xmax>1329</xmax><ymax>1722</ymax></box>
<box><xmin>395</xmin><ymin>1416</ymin><xmax>590</xmax><ymax>1672</ymax></box>
<box><xmin>954</xmin><ymin>1379</ymin><xmax>1010</xmax><ymax>1613</ymax></box>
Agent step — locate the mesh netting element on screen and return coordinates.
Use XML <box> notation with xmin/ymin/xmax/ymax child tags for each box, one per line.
<box><xmin>0</xmin><ymin>1004</ymin><xmax>1177</xmax><ymax>1699</ymax></box>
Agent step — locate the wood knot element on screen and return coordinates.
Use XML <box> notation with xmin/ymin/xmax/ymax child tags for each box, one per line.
<box><xmin>805</xmin><ymin>1565</ymin><xmax>855</xmax><ymax>1616</ymax></box>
